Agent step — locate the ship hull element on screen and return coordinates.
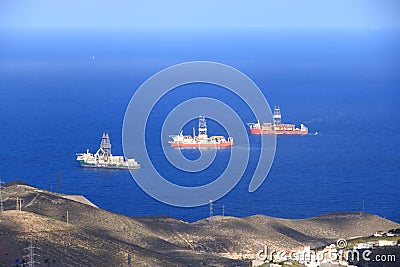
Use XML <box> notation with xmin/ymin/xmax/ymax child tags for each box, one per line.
<box><xmin>169</xmin><ymin>142</ymin><xmax>233</xmax><ymax>148</ymax></box>
<box><xmin>78</xmin><ymin>161</ymin><xmax>140</xmax><ymax>170</ymax></box>
<box><xmin>249</xmin><ymin>128</ymin><xmax>308</xmax><ymax>135</ymax></box>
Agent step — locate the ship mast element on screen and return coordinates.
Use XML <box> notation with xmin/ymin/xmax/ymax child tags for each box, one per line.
<box><xmin>100</xmin><ymin>132</ymin><xmax>112</xmax><ymax>157</ymax></box>
<box><xmin>198</xmin><ymin>116</ymin><xmax>207</xmax><ymax>140</ymax></box>
<box><xmin>273</xmin><ymin>106</ymin><xmax>282</xmax><ymax>126</ymax></box>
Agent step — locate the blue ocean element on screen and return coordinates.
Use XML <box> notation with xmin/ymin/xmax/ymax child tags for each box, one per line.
<box><xmin>1</xmin><ymin>29</ymin><xmax>399</xmax><ymax>222</ymax></box>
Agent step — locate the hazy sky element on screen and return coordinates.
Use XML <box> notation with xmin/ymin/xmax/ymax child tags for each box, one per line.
<box><xmin>0</xmin><ymin>0</ymin><xmax>399</xmax><ymax>29</ymax></box>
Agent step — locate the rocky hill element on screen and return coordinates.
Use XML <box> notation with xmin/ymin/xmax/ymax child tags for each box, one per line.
<box><xmin>1</xmin><ymin>182</ymin><xmax>399</xmax><ymax>266</ymax></box>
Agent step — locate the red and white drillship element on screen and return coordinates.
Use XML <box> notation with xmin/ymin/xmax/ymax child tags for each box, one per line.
<box><xmin>169</xmin><ymin>116</ymin><xmax>233</xmax><ymax>148</ymax></box>
<box><xmin>248</xmin><ymin>106</ymin><xmax>308</xmax><ymax>135</ymax></box>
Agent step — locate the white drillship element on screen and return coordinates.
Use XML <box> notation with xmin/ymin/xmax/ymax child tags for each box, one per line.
<box><xmin>76</xmin><ymin>132</ymin><xmax>140</xmax><ymax>170</ymax></box>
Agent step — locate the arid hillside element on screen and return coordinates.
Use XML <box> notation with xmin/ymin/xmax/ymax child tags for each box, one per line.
<box><xmin>1</xmin><ymin>182</ymin><xmax>399</xmax><ymax>266</ymax></box>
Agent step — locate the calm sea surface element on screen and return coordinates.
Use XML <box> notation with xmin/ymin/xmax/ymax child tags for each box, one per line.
<box><xmin>1</xmin><ymin>29</ymin><xmax>399</xmax><ymax>222</ymax></box>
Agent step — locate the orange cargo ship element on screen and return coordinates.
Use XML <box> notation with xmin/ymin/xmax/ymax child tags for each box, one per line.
<box><xmin>248</xmin><ymin>106</ymin><xmax>308</xmax><ymax>135</ymax></box>
<box><xmin>169</xmin><ymin>116</ymin><xmax>233</xmax><ymax>147</ymax></box>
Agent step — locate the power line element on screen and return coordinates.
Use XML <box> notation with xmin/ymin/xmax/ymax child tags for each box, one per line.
<box><xmin>0</xmin><ymin>176</ymin><xmax>4</xmax><ymax>214</ymax></box>
<box><xmin>24</xmin><ymin>237</ymin><xmax>39</xmax><ymax>267</ymax></box>
<box><xmin>209</xmin><ymin>200</ymin><xmax>213</xmax><ymax>227</ymax></box>
<box><xmin>362</xmin><ymin>199</ymin><xmax>365</xmax><ymax>214</ymax></box>
<box><xmin>16</xmin><ymin>197</ymin><xmax>22</xmax><ymax>212</ymax></box>
<box><xmin>56</xmin><ymin>173</ymin><xmax>61</xmax><ymax>193</ymax></box>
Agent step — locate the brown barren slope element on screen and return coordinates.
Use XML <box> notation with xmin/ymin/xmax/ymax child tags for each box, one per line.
<box><xmin>1</xmin><ymin>182</ymin><xmax>399</xmax><ymax>266</ymax></box>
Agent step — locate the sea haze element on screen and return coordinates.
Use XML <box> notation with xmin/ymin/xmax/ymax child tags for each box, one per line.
<box><xmin>0</xmin><ymin>28</ymin><xmax>399</xmax><ymax>222</ymax></box>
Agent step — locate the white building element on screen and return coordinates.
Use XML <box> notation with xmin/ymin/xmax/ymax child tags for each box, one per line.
<box><xmin>378</xmin><ymin>240</ymin><xmax>397</xmax><ymax>247</ymax></box>
<box><xmin>353</xmin><ymin>243</ymin><xmax>373</xmax><ymax>249</ymax></box>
